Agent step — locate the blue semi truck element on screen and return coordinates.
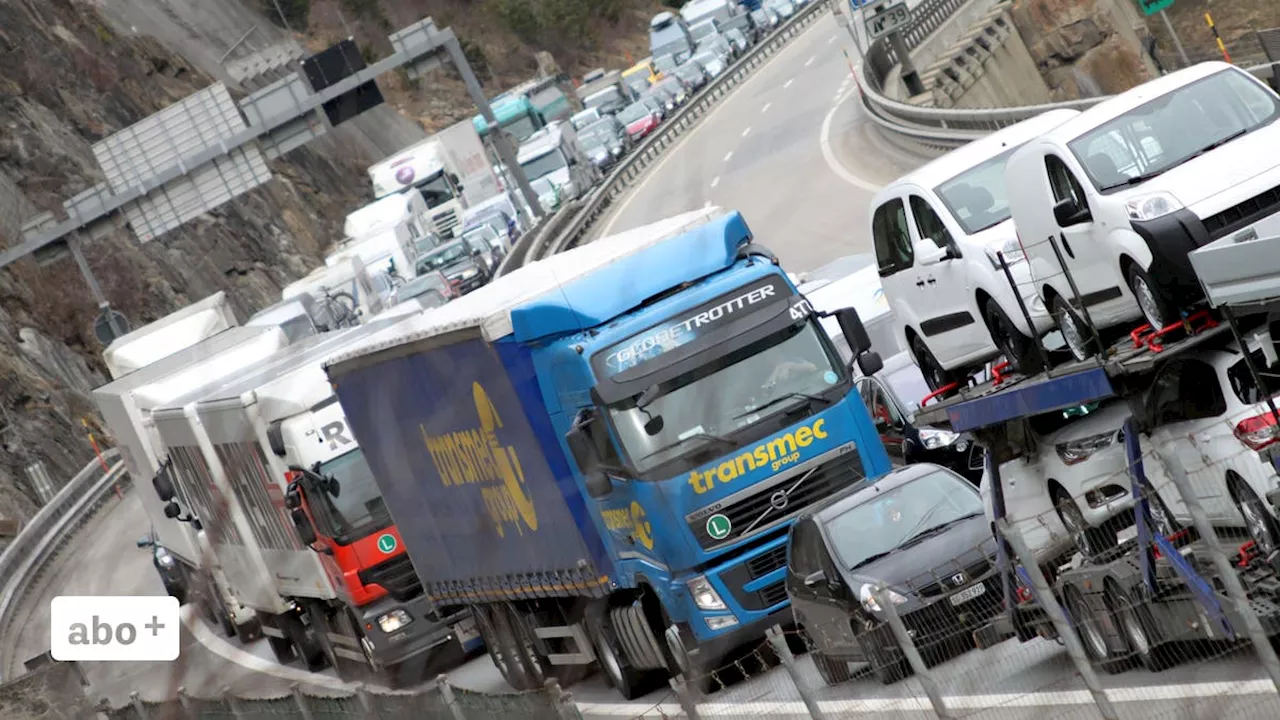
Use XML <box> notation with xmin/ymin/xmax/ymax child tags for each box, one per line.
<box><xmin>324</xmin><ymin>207</ymin><xmax>891</xmax><ymax>698</ymax></box>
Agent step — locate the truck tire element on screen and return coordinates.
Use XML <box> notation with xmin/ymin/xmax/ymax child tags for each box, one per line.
<box><xmin>500</xmin><ymin>604</ymin><xmax>549</xmax><ymax>690</ymax></box>
<box><xmin>480</xmin><ymin>604</ymin><xmax>536</xmax><ymax>691</ymax></box>
<box><xmin>278</xmin><ymin>611</ymin><xmax>327</xmax><ymax>673</ymax></box>
<box><xmin>586</xmin><ymin>612</ymin><xmax>652</xmax><ymax>700</ymax></box>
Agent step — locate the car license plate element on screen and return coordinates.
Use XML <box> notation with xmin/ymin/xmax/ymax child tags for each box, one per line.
<box><xmin>454</xmin><ymin>617</ymin><xmax>481</xmax><ymax>648</ymax></box>
<box><xmin>949</xmin><ymin>582</ymin><xmax>986</xmax><ymax>606</ymax></box>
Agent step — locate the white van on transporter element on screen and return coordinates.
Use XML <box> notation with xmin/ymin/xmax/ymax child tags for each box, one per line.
<box><xmin>1005</xmin><ymin>62</ymin><xmax>1280</xmax><ymax>360</ymax></box>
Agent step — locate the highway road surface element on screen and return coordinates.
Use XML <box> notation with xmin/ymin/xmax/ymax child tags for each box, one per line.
<box><xmin>17</xmin><ymin>8</ymin><xmax>1280</xmax><ymax>719</ymax></box>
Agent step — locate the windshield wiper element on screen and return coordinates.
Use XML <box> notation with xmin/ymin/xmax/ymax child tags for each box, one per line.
<box><xmin>899</xmin><ymin>511</ymin><xmax>984</xmax><ymax>548</ymax></box>
<box><xmin>1185</xmin><ymin>128</ymin><xmax>1248</xmax><ymax>163</ymax></box>
<box><xmin>735</xmin><ymin>392</ymin><xmax>831</xmax><ymax>421</ymax></box>
<box><xmin>850</xmin><ymin>550</ymin><xmax>894</xmax><ymax>570</ymax></box>
<box><xmin>638</xmin><ymin>431</ymin><xmax>736</xmax><ymax>464</ymax></box>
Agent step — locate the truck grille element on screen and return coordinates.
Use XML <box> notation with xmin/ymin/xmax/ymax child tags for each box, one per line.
<box><xmin>688</xmin><ymin>452</ymin><xmax>866</xmax><ymax>550</ymax></box>
<box><xmin>1202</xmin><ymin>182</ymin><xmax>1280</xmax><ymax>240</ymax></box>
<box><xmin>357</xmin><ymin>554</ymin><xmax>423</xmax><ymax>603</ymax></box>
<box><xmin>432</xmin><ymin>208</ymin><xmax>459</xmax><ymax>234</ymax></box>
<box><xmin>722</xmin><ymin>545</ymin><xmax>791</xmax><ymax>613</ymax></box>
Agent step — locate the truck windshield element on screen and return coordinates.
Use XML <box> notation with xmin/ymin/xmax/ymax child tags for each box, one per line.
<box><xmin>417</xmin><ymin>173</ymin><xmax>456</xmax><ymax>209</ymax></box>
<box><xmin>502</xmin><ymin>114</ymin><xmax>540</xmax><ymax>143</ymax></box>
<box><xmin>1068</xmin><ymin>68</ymin><xmax>1280</xmax><ymax>193</ymax></box>
<box><xmin>520</xmin><ymin>149</ymin><xmax>569</xmax><ymax>182</ymax></box>
<box><xmin>608</xmin><ymin>320</ymin><xmax>842</xmax><ymax>474</ymax></box>
<box><xmin>312</xmin><ymin>449</ymin><xmax>391</xmax><ymax>543</ymax></box>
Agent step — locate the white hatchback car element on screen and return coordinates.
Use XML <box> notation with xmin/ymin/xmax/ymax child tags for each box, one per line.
<box><xmin>1004</xmin><ymin>62</ymin><xmax>1280</xmax><ymax>361</ymax></box>
<box><xmin>871</xmin><ymin>109</ymin><xmax>1079</xmax><ymax>390</ymax></box>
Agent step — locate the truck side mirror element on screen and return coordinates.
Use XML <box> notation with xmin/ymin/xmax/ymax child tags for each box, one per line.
<box><xmin>153</xmin><ymin>462</ymin><xmax>177</xmax><ymax>502</ymax></box>
<box><xmin>565</xmin><ymin>409</ymin><xmax>613</xmax><ymax>499</ymax></box>
<box><xmin>290</xmin><ymin>508</ymin><xmax>318</xmax><ymax>546</ymax></box>
<box><xmin>163</xmin><ymin>501</ymin><xmax>182</xmax><ymax>519</ymax></box>
<box><xmin>834</xmin><ymin>307</ymin><xmax>872</xmax><ymax>357</ymax></box>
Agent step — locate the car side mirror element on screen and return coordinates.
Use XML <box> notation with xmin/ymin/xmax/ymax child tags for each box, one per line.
<box><xmin>1053</xmin><ymin>197</ymin><xmax>1091</xmax><ymax>227</ymax></box>
<box><xmin>873</xmin><ymin>415</ymin><xmax>890</xmax><ymax>432</ymax></box>
<box><xmin>914</xmin><ymin>239</ymin><xmax>948</xmax><ymax>266</ymax></box>
<box><xmin>163</xmin><ymin>501</ymin><xmax>182</xmax><ymax>520</ymax></box>
<box><xmin>290</xmin><ymin>508</ymin><xmax>318</xmax><ymax>546</ymax></box>
<box><xmin>136</xmin><ymin>534</ymin><xmax>154</xmax><ymax>548</ymax></box>
<box><xmin>153</xmin><ymin>462</ymin><xmax>176</xmax><ymax>502</ymax></box>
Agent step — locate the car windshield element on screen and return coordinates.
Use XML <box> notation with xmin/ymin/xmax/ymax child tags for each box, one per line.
<box><xmin>463</xmin><ymin>227</ymin><xmax>502</xmax><ymax>252</ymax></box>
<box><xmin>311</xmin><ymin>449</ymin><xmax>391</xmax><ymax>542</ymax></box>
<box><xmin>1069</xmin><ymin>69</ymin><xmax>1280</xmax><ymax>192</ymax></box>
<box><xmin>399</xmin><ymin>273</ymin><xmax>448</xmax><ymax>299</ymax></box>
<box><xmin>417</xmin><ymin>241</ymin><xmax>470</xmax><ymax>272</ymax></box>
<box><xmin>500</xmin><ymin>114</ymin><xmax>539</xmax><ymax>143</ymax></box>
<box><xmin>520</xmin><ymin>148</ymin><xmax>568</xmax><ymax>181</ymax></box>
<box><xmin>881</xmin><ymin>362</ymin><xmax>932</xmax><ymax>416</ymax></box>
<box><xmin>693</xmin><ymin>52</ymin><xmax>718</xmax><ymax>68</ymax></box>
<box><xmin>825</xmin><ymin>468</ymin><xmax>983</xmax><ymax>569</ymax></box>
<box><xmin>581</xmin><ymin>132</ymin><xmax>609</xmax><ymax>151</ymax></box>
<box><xmin>608</xmin><ymin>320</ymin><xmax>842</xmax><ymax>474</ymax></box>
<box><xmin>934</xmin><ymin>145</ymin><xmax>1021</xmax><ymax>234</ymax></box>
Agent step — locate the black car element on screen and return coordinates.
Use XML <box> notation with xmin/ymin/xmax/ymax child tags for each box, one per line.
<box><xmin>137</xmin><ymin>532</ymin><xmax>187</xmax><ymax>601</ymax></box>
<box><xmin>415</xmin><ymin>237</ymin><xmax>493</xmax><ymax>295</ymax></box>
<box><xmin>855</xmin><ymin>352</ymin><xmax>984</xmax><ymax>484</ymax></box>
<box><xmin>785</xmin><ymin>464</ymin><xmax>1001</xmax><ymax>686</ymax></box>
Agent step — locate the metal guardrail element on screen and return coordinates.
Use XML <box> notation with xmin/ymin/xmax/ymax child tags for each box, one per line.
<box><xmin>539</xmin><ymin>0</ymin><xmax>834</xmax><ymax>258</ymax></box>
<box><xmin>493</xmin><ymin>201</ymin><xmax>579</xmax><ymax>278</ymax></box>
<box><xmin>0</xmin><ymin>449</ymin><xmax>127</xmax><ymax>681</ymax></box>
<box><xmin>857</xmin><ymin>0</ymin><xmax>1280</xmax><ymax>149</ymax></box>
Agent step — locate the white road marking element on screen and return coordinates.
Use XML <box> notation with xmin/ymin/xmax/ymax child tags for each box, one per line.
<box><xmin>828</xmin><ymin>35</ymin><xmax>837</xmax><ymax>45</ymax></box>
<box><xmin>784</xmin><ymin>78</ymin><xmax>794</xmax><ymax>89</ymax></box>
<box><xmin>724</xmin><ymin>150</ymin><xmax>734</xmax><ymax>162</ymax></box>
<box><xmin>598</xmin><ymin>19</ymin><xmax>823</xmax><ymax>237</ymax></box>
<box><xmin>742</xmin><ymin>126</ymin><xmax>752</xmax><ymax>138</ymax></box>
<box><xmin>761</xmin><ymin>102</ymin><xmax>772</xmax><ymax>114</ymax></box>
<box><xmin>575</xmin><ymin>679</ymin><xmax>1280</xmax><ymax>715</ymax></box>
<box><xmin>710</xmin><ymin>176</ymin><xmax>721</xmax><ymax>189</ymax></box>
<box><xmin>805</xmin><ymin>56</ymin><xmax>815</xmax><ymax>67</ymax></box>
<box><xmin>820</xmin><ymin>86</ymin><xmax>884</xmax><ymax>193</ymax></box>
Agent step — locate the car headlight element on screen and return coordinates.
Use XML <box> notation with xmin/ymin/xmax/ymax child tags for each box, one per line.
<box><xmin>859</xmin><ymin>583</ymin><xmax>908</xmax><ymax>613</ymax></box>
<box><xmin>458</xmin><ymin>267</ymin><xmax>478</xmax><ymax>280</ymax></box>
<box><xmin>687</xmin><ymin>576</ymin><xmax>727</xmax><ymax>611</ymax></box>
<box><xmin>377</xmin><ymin>608</ymin><xmax>413</xmax><ymax>633</ymax></box>
<box><xmin>984</xmin><ymin>236</ymin><xmax>1026</xmax><ymax>269</ymax></box>
<box><xmin>666</xmin><ymin>101</ymin><xmax>675</xmax><ymax>111</ymax></box>
<box><xmin>155</xmin><ymin>549</ymin><xmax>175</xmax><ymax>568</ymax></box>
<box><xmin>1055</xmin><ymin>430</ymin><xmax>1120</xmax><ymax>465</ymax></box>
<box><xmin>611</xmin><ymin>146</ymin><xmax>622</xmax><ymax>157</ymax></box>
<box><xmin>1125</xmin><ymin>191</ymin><xmax>1183</xmax><ymax>221</ymax></box>
<box><xmin>918</xmin><ymin>427</ymin><xmax>960</xmax><ymax>450</ymax></box>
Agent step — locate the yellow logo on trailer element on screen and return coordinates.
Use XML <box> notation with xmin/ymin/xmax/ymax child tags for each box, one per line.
<box><xmin>421</xmin><ymin>382</ymin><xmax>538</xmax><ymax>537</ymax></box>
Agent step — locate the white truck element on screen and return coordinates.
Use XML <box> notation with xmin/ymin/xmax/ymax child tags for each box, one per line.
<box><xmin>144</xmin><ymin>310</ymin><xmax>474</xmax><ymax>687</ymax></box>
<box><xmin>329</xmin><ymin>192</ymin><xmax>440</xmax><ymax>282</ymax></box>
<box><xmin>368</xmin><ymin>120</ymin><xmax>500</xmax><ymax>239</ymax></box>
<box><xmin>94</xmin><ymin>309</ymin><xmax>304</xmax><ymax>643</ymax></box>
<box><xmin>516</xmin><ymin>122</ymin><xmax>602</xmax><ymax>212</ymax></box>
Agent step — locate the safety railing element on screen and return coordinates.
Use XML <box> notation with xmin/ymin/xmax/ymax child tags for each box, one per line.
<box><xmin>537</xmin><ymin>0</ymin><xmax>834</xmax><ymax>259</ymax></box>
<box><xmin>857</xmin><ymin>0</ymin><xmax>1280</xmax><ymax>149</ymax></box>
<box><xmin>0</xmin><ymin>448</ymin><xmax>127</xmax><ymax>681</ymax></box>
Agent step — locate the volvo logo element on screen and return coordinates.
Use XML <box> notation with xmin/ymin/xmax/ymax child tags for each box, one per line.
<box><xmin>951</xmin><ymin>572</ymin><xmax>967</xmax><ymax>586</ymax></box>
<box><xmin>769</xmin><ymin>490</ymin><xmax>789</xmax><ymax>511</ymax></box>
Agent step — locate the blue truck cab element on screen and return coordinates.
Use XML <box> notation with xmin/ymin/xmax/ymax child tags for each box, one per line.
<box><xmin>325</xmin><ymin>207</ymin><xmax>890</xmax><ymax>698</ymax></box>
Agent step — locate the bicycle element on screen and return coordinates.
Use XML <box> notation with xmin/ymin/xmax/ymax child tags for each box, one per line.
<box><xmin>316</xmin><ymin>285</ymin><xmax>359</xmax><ymax>331</ymax></box>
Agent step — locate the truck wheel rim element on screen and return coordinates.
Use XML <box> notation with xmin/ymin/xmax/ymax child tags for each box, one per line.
<box><xmin>665</xmin><ymin>625</ymin><xmax>689</xmax><ymax>675</ymax></box>
<box><xmin>1119</xmin><ymin>601</ymin><xmax>1150</xmax><ymax>656</ymax></box>
<box><xmin>594</xmin><ymin>631</ymin><xmax>626</xmax><ymax>689</ymax></box>
<box><xmin>1073</xmin><ymin>597</ymin><xmax>1109</xmax><ymax>660</ymax></box>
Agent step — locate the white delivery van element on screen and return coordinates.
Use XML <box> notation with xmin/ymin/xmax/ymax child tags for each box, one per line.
<box><xmin>1005</xmin><ymin>62</ymin><xmax>1280</xmax><ymax>359</ymax></box>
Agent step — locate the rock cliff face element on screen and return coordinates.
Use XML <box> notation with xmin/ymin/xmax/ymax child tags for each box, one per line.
<box><xmin>0</xmin><ymin>0</ymin><xmax>391</xmax><ymax>529</ymax></box>
<box><xmin>1010</xmin><ymin>0</ymin><xmax>1154</xmax><ymax>100</ymax></box>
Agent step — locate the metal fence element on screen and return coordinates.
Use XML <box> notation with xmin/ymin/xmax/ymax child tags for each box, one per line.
<box><xmin>98</xmin><ymin>675</ymin><xmax>580</xmax><ymax>720</ymax></box>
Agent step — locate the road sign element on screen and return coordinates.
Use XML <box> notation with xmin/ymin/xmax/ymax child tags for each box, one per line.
<box><xmin>865</xmin><ymin>2</ymin><xmax>913</xmax><ymax>40</ymax></box>
<box><xmin>1136</xmin><ymin>0</ymin><xmax>1175</xmax><ymax>16</ymax></box>
<box><xmin>92</xmin><ymin>308</ymin><xmax>131</xmax><ymax>347</ymax></box>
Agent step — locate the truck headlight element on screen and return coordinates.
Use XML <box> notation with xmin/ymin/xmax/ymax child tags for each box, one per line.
<box><xmin>1126</xmin><ymin>191</ymin><xmax>1183</xmax><ymax>221</ymax></box>
<box><xmin>687</xmin><ymin>576</ymin><xmax>727</xmax><ymax>611</ymax></box>
<box><xmin>858</xmin><ymin>584</ymin><xmax>907</xmax><ymax>613</ymax></box>
<box><xmin>377</xmin><ymin>609</ymin><xmax>413</xmax><ymax>633</ymax></box>
<box><xmin>706</xmin><ymin>615</ymin><xmax>739</xmax><ymax>630</ymax></box>
<box><xmin>918</xmin><ymin>428</ymin><xmax>960</xmax><ymax>450</ymax></box>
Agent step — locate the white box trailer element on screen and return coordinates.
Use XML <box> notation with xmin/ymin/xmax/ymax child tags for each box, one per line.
<box><xmin>93</xmin><ymin>324</ymin><xmax>295</xmax><ymax>639</ymax></box>
<box><xmin>102</xmin><ymin>292</ymin><xmax>238</xmax><ymax>379</ymax></box>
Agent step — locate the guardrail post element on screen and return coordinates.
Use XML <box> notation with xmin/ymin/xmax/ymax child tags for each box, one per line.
<box><xmin>998</xmin><ymin>520</ymin><xmax>1120</xmax><ymax>720</ymax></box>
<box><xmin>544</xmin><ymin>678</ymin><xmax>583</xmax><ymax>720</ymax></box>
<box><xmin>290</xmin><ymin>683</ymin><xmax>316</xmax><ymax>720</ymax></box>
<box><xmin>354</xmin><ymin>683</ymin><xmax>381</xmax><ymax>719</ymax></box>
<box><xmin>129</xmin><ymin>691</ymin><xmax>151</xmax><ymax>720</ymax></box>
<box><xmin>765</xmin><ymin>625</ymin><xmax>827</xmax><ymax>720</ymax></box>
<box><xmin>437</xmin><ymin>674</ymin><xmax>467</xmax><ymax>720</ymax></box>
<box><xmin>1156</xmin><ymin>451</ymin><xmax>1280</xmax><ymax>693</ymax></box>
<box><xmin>874</xmin><ymin>587</ymin><xmax>954</xmax><ymax>719</ymax></box>
<box><xmin>669</xmin><ymin>676</ymin><xmax>702</xmax><ymax>720</ymax></box>
<box><xmin>224</xmin><ymin>686</ymin><xmax>248</xmax><ymax>719</ymax></box>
